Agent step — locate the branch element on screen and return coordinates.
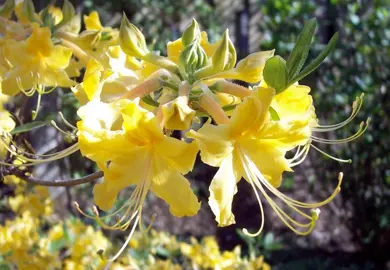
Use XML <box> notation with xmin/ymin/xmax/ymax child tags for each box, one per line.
<box><xmin>2</xmin><ymin>167</ymin><xmax>103</xmax><ymax>187</ymax></box>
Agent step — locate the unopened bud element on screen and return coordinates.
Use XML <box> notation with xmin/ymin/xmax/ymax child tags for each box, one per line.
<box><xmin>212</xmin><ymin>29</ymin><xmax>236</xmax><ymax>72</ymax></box>
<box><xmin>58</xmin><ymin>0</ymin><xmax>75</xmax><ymax>27</ymax></box>
<box><xmin>0</xmin><ymin>0</ymin><xmax>15</xmax><ymax>18</ymax></box>
<box><xmin>22</xmin><ymin>0</ymin><xmax>36</xmax><ymax>22</ymax></box>
<box><xmin>178</xmin><ymin>40</ymin><xmax>207</xmax><ymax>76</ymax></box>
<box><xmin>119</xmin><ymin>14</ymin><xmax>149</xmax><ymax>58</ymax></box>
<box><xmin>40</xmin><ymin>7</ymin><xmax>54</xmax><ymax>28</ymax></box>
<box><xmin>182</xmin><ymin>18</ymin><xmax>201</xmax><ymax>46</ymax></box>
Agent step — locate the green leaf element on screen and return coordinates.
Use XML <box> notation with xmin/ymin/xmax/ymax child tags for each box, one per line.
<box><xmin>263</xmin><ymin>56</ymin><xmax>288</xmax><ymax>93</ymax></box>
<box><xmin>287</xmin><ymin>32</ymin><xmax>339</xmax><ymax>87</ymax></box>
<box><xmin>269</xmin><ymin>106</ymin><xmax>280</xmax><ymax>120</ymax></box>
<box><xmin>141</xmin><ymin>94</ymin><xmax>160</xmax><ymax>107</ymax></box>
<box><xmin>286</xmin><ymin>18</ymin><xmax>317</xmax><ymax>79</ymax></box>
<box><xmin>0</xmin><ymin>263</ymin><xmax>11</xmax><ymax>270</ymax></box>
<box><xmin>10</xmin><ymin>121</ymin><xmax>49</xmax><ymax>135</ymax></box>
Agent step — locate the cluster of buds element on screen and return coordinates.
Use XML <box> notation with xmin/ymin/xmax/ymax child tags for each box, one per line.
<box><xmin>0</xmin><ymin>0</ymin><xmax>369</xmax><ymax>263</ymax></box>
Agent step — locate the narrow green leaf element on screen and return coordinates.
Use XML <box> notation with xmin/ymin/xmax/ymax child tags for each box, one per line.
<box><xmin>10</xmin><ymin>121</ymin><xmax>49</xmax><ymax>135</ymax></box>
<box><xmin>286</xmin><ymin>18</ymin><xmax>317</xmax><ymax>79</ymax></box>
<box><xmin>141</xmin><ymin>95</ymin><xmax>160</xmax><ymax>107</ymax></box>
<box><xmin>287</xmin><ymin>32</ymin><xmax>339</xmax><ymax>87</ymax></box>
<box><xmin>263</xmin><ymin>56</ymin><xmax>288</xmax><ymax>93</ymax></box>
<box><xmin>269</xmin><ymin>106</ymin><xmax>280</xmax><ymax>120</ymax></box>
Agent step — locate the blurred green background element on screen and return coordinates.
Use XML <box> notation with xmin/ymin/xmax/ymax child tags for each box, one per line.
<box><xmin>32</xmin><ymin>0</ymin><xmax>390</xmax><ymax>269</ymax></box>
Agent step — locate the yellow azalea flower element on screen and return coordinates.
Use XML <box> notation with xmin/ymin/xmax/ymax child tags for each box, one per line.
<box><xmin>76</xmin><ymin>99</ymin><xmax>200</xmax><ymax>260</ymax></box>
<box><xmin>188</xmin><ymin>87</ymin><xmax>339</xmax><ymax>235</ymax></box>
<box><xmin>8</xmin><ymin>186</ymin><xmax>53</xmax><ymax>218</ymax></box>
<box><xmin>2</xmin><ymin>23</ymin><xmax>74</xmax><ymax>96</ymax></box>
<box><xmin>73</xmin><ymin>57</ymin><xmax>139</xmax><ymax>104</ymax></box>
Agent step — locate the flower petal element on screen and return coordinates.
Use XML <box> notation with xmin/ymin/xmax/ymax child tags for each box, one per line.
<box><xmin>187</xmin><ymin>123</ymin><xmax>233</xmax><ymax>167</ymax></box>
<box><xmin>208</xmin><ymin>152</ymin><xmax>242</xmax><ymax>226</ymax></box>
<box><xmin>150</xmin><ymin>159</ymin><xmax>200</xmax><ymax>217</ymax></box>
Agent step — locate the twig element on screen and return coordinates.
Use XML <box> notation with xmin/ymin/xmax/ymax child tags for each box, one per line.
<box><xmin>2</xmin><ymin>167</ymin><xmax>103</xmax><ymax>187</ymax></box>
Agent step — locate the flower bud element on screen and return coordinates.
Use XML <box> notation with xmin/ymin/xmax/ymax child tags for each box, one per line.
<box><xmin>22</xmin><ymin>0</ymin><xmax>36</xmax><ymax>22</ymax></box>
<box><xmin>178</xmin><ymin>40</ymin><xmax>207</xmax><ymax>77</ymax></box>
<box><xmin>214</xmin><ymin>50</ymin><xmax>275</xmax><ymax>83</ymax></box>
<box><xmin>58</xmin><ymin>0</ymin><xmax>75</xmax><ymax>27</ymax></box>
<box><xmin>0</xmin><ymin>0</ymin><xmax>15</xmax><ymax>18</ymax></box>
<box><xmin>119</xmin><ymin>14</ymin><xmax>149</xmax><ymax>58</ymax></box>
<box><xmin>182</xmin><ymin>18</ymin><xmax>201</xmax><ymax>47</ymax></box>
<box><xmin>212</xmin><ymin>29</ymin><xmax>236</xmax><ymax>72</ymax></box>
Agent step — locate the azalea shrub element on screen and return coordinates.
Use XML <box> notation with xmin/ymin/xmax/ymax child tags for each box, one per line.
<box><xmin>0</xmin><ymin>0</ymin><xmax>369</xmax><ymax>268</ymax></box>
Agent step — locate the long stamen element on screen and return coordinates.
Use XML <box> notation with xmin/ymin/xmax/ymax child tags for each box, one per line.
<box><xmin>0</xmin><ymin>139</ymin><xmax>80</xmax><ymax>167</ymax></box>
<box><xmin>250</xmin><ymin>157</ymin><xmax>343</xmax><ymax>209</ymax></box>
<box><xmin>238</xmin><ymin>148</ymin><xmax>330</xmax><ymax>236</ymax></box>
<box><xmin>311</xmin><ymin>118</ymin><xmax>370</xmax><ymax>144</ymax></box>
<box><xmin>289</xmin><ymin>143</ymin><xmax>311</xmax><ymax>167</ymax></box>
<box><xmin>312</xmin><ymin>94</ymin><xmax>364</xmax><ymax>132</ymax></box>
<box><xmin>310</xmin><ymin>144</ymin><xmax>352</xmax><ymax>163</ymax></box>
<box><xmin>59</xmin><ymin>112</ymin><xmax>77</xmax><ymax>130</ymax></box>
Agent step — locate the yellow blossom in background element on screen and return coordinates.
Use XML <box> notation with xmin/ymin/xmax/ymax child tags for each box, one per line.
<box><xmin>2</xmin><ymin>23</ymin><xmax>74</xmax><ymax>96</ymax></box>
<box><xmin>8</xmin><ymin>186</ymin><xmax>53</xmax><ymax>218</ymax></box>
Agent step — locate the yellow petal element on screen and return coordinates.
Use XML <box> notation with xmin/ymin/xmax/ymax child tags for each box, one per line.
<box><xmin>45</xmin><ymin>45</ymin><xmax>73</xmax><ymax>70</ymax></box>
<box><xmin>208</xmin><ymin>153</ymin><xmax>242</xmax><ymax>226</ymax></box>
<box><xmin>229</xmin><ymin>87</ymin><xmax>274</xmax><ymax>138</ymax></box>
<box><xmin>94</xmin><ymin>149</ymin><xmax>146</xmax><ymax>211</ymax></box>
<box><xmin>120</xmin><ymin>100</ymin><xmax>164</xmax><ymax>145</ymax></box>
<box><xmin>187</xmin><ymin>123</ymin><xmax>233</xmax><ymax>167</ymax></box>
<box><xmin>83</xmin><ymin>59</ymin><xmax>104</xmax><ymax>100</ymax></box>
<box><xmin>256</xmin><ymin>119</ymin><xmax>311</xmax><ymax>150</ymax></box>
<box><xmin>271</xmin><ymin>84</ymin><xmax>314</xmax><ymax>122</ymax></box>
<box><xmin>155</xmin><ymin>138</ymin><xmax>198</xmax><ymax>175</ymax></box>
<box><xmin>150</xmin><ymin>159</ymin><xmax>200</xmax><ymax>217</ymax></box>
<box><xmin>26</xmin><ymin>24</ymin><xmax>54</xmax><ymax>57</ymax></box>
<box><xmin>84</xmin><ymin>11</ymin><xmax>103</xmax><ymax>31</ymax></box>
<box><xmin>240</xmin><ymin>137</ymin><xmax>291</xmax><ymax>187</ymax></box>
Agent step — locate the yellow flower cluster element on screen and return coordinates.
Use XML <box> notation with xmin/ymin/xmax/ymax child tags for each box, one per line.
<box><xmin>0</xmin><ymin>0</ymin><xmax>369</xmax><ymax>262</ymax></box>
<box><xmin>0</xmin><ymin>175</ymin><xmax>270</xmax><ymax>269</ymax></box>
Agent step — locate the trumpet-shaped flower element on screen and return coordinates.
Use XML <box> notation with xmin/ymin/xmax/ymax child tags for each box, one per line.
<box><xmin>77</xmin><ymin>99</ymin><xmax>200</xmax><ymax>260</ymax></box>
<box><xmin>188</xmin><ymin>87</ymin><xmax>341</xmax><ymax>235</ymax></box>
<box><xmin>2</xmin><ymin>23</ymin><xmax>74</xmax><ymax>96</ymax></box>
